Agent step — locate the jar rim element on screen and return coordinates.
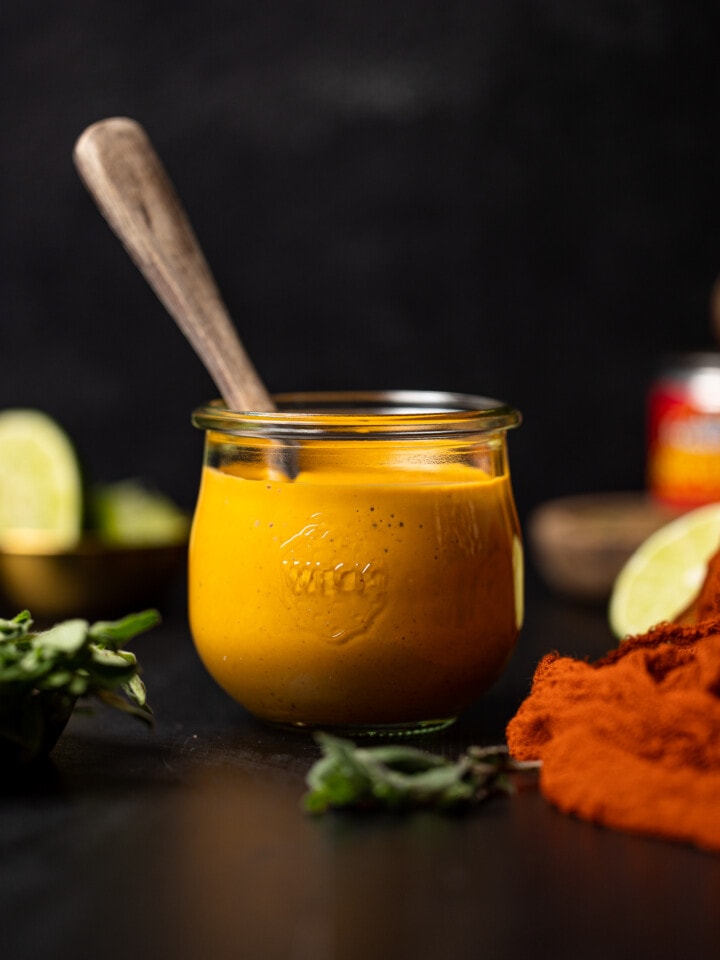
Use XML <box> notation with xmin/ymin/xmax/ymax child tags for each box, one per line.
<box><xmin>192</xmin><ymin>390</ymin><xmax>521</xmax><ymax>439</ymax></box>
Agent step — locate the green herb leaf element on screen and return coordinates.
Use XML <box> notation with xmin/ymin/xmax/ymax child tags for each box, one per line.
<box><xmin>0</xmin><ymin>609</ymin><xmax>159</xmax><ymax>762</ymax></box>
<box><xmin>0</xmin><ymin>610</ymin><xmax>32</xmax><ymax>640</ymax></box>
<box><xmin>89</xmin><ymin>609</ymin><xmax>161</xmax><ymax>649</ymax></box>
<box><xmin>37</xmin><ymin>620</ymin><xmax>89</xmax><ymax>655</ymax></box>
<box><xmin>303</xmin><ymin>733</ymin><xmax>540</xmax><ymax>815</ymax></box>
<box><xmin>123</xmin><ymin>673</ymin><xmax>148</xmax><ymax>708</ymax></box>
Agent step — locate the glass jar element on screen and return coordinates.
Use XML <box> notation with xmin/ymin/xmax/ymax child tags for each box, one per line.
<box><xmin>189</xmin><ymin>391</ymin><xmax>523</xmax><ymax>736</ymax></box>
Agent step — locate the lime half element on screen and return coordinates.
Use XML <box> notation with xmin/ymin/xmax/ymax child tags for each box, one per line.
<box><xmin>93</xmin><ymin>480</ymin><xmax>189</xmax><ymax>546</ymax></box>
<box><xmin>0</xmin><ymin>409</ymin><xmax>83</xmax><ymax>552</ymax></box>
<box><xmin>608</xmin><ymin>502</ymin><xmax>720</xmax><ymax>638</ymax></box>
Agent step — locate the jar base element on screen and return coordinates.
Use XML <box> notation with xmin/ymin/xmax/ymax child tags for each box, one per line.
<box><xmin>268</xmin><ymin>716</ymin><xmax>457</xmax><ymax>738</ymax></box>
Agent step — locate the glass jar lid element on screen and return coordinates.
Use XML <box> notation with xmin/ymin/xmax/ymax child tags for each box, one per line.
<box><xmin>191</xmin><ymin>390</ymin><xmax>521</xmax><ymax>440</ymax></box>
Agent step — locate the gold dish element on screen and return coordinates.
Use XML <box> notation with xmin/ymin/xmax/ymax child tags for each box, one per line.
<box><xmin>0</xmin><ymin>537</ymin><xmax>187</xmax><ymax>621</ymax></box>
<box><xmin>528</xmin><ymin>492</ymin><xmax>674</xmax><ymax>602</ymax></box>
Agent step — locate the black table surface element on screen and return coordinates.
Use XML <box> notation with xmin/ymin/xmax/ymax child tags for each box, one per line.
<box><xmin>3</xmin><ymin>572</ymin><xmax>719</xmax><ymax>960</ymax></box>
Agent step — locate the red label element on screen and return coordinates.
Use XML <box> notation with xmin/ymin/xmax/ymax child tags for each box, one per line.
<box><xmin>648</xmin><ymin>382</ymin><xmax>720</xmax><ymax>509</ymax></box>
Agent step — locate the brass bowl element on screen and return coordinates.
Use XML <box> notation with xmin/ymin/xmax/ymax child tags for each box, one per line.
<box><xmin>528</xmin><ymin>492</ymin><xmax>675</xmax><ymax>602</ymax></box>
<box><xmin>0</xmin><ymin>536</ymin><xmax>187</xmax><ymax>621</ymax></box>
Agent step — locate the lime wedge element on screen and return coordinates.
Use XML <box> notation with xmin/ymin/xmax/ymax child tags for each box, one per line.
<box><xmin>513</xmin><ymin>534</ymin><xmax>524</xmax><ymax>629</ymax></box>
<box><xmin>0</xmin><ymin>409</ymin><xmax>83</xmax><ymax>552</ymax></box>
<box><xmin>93</xmin><ymin>480</ymin><xmax>189</xmax><ymax>546</ymax></box>
<box><xmin>608</xmin><ymin>502</ymin><xmax>720</xmax><ymax>638</ymax></box>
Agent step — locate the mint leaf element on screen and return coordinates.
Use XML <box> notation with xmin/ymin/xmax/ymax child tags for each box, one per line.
<box><xmin>303</xmin><ymin>733</ymin><xmax>540</xmax><ymax>814</ymax></box>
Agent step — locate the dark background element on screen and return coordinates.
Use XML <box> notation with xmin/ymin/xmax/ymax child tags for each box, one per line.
<box><xmin>3</xmin><ymin>0</ymin><xmax>720</xmax><ymax>521</ymax></box>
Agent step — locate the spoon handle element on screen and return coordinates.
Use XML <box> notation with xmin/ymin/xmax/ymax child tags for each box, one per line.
<box><xmin>73</xmin><ymin>117</ymin><xmax>275</xmax><ymax>413</ymax></box>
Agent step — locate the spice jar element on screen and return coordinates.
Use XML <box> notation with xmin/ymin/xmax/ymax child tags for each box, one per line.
<box><xmin>647</xmin><ymin>353</ymin><xmax>720</xmax><ymax>510</ymax></box>
<box><xmin>189</xmin><ymin>391</ymin><xmax>523</xmax><ymax>735</ymax></box>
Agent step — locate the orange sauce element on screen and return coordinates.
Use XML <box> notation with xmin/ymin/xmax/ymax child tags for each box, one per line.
<box><xmin>189</xmin><ymin>458</ymin><xmax>522</xmax><ymax>728</ymax></box>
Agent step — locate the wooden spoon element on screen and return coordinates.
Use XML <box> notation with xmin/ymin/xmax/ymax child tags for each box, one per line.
<box><xmin>73</xmin><ymin>116</ymin><xmax>274</xmax><ymax>414</ymax></box>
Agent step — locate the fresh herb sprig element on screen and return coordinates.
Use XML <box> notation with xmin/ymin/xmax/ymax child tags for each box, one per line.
<box><xmin>303</xmin><ymin>732</ymin><xmax>540</xmax><ymax>814</ymax></box>
<box><xmin>0</xmin><ymin>609</ymin><xmax>158</xmax><ymax>762</ymax></box>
